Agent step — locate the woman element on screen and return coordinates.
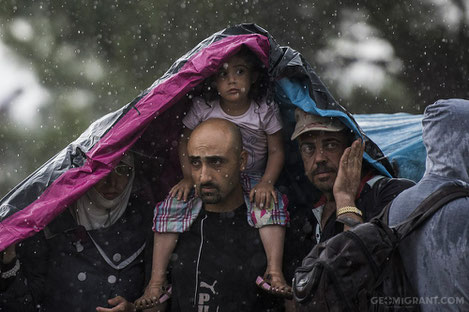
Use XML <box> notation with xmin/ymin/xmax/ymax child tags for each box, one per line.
<box><xmin>0</xmin><ymin>153</ymin><xmax>155</xmax><ymax>312</ymax></box>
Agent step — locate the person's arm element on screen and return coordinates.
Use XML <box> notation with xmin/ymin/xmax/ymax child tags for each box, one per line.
<box><xmin>0</xmin><ymin>234</ymin><xmax>48</xmax><ymax>312</ymax></box>
<box><xmin>1</xmin><ymin>244</ymin><xmax>18</xmax><ymax>292</ymax></box>
<box><xmin>170</xmin><ymin>96</ymin><xmax>207</xmax><ymax>202</ymax></box>
<box><xmin>178</xmin><ymin>127</ymin><xmax>193</xmax><ymax>182</ymax></box>
<box><xmin>96</xmin><ymin>296</ymin><xmax>136</xmax><ymax>312</ymax></box>
<box><xmin>97</xmin><ymin>296</ymin><xmax>167</xmax><ymax>312</ymax></box>
<box><xmin>169</xmin><ymin>127</ymin><xmax>194</xmax><ymax>201</ymax></box>
<box><xmin>1</xmin><ymin>244</ymin><xmax>16</xmax><ymax>265</ymax></box>
<box><xmin>333</xmin><ymin>139</ymin><xmax>365</xmax><ymax>231</ymax></box>
<box><xmin>249</xmin><ymin>130</ymin><xmax>285</xmax><ymax>209</ymax></box>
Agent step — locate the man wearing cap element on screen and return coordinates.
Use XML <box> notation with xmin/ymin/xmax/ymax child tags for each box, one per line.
<box><xmin>289</xmin><ymin>108</ymin><xmax>414</xmax><ymax>245</ymax></box>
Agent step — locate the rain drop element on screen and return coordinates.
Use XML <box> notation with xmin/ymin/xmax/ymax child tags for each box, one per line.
<box><xmin>75</xmin><ymin>241</ymin><xmax>84</xmax><ymax>252</ymax></box>
<box><xmin>108</xmin><ymin>275</ymin><xmax>117</xmax><ymax>284</ymax></box>
<box><xmin>113</xmin><ymin>253</ymin><xmax>122</xmax><ymax>262</ymax></box>
<box><xmin>78</xmin><ymin>272</ymin><xmax>87</xmax><ymax>281</ymax></box>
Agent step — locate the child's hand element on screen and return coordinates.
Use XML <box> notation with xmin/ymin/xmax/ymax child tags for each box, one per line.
<box><xmin>169</xmin><ymin>177</ymin><xmax>194</xmax><ymax>202</ymax></box>
<box><xmin>249</xmin><ymin>181</ymin><xmax>278</xmax><ymax>210</ymax></box>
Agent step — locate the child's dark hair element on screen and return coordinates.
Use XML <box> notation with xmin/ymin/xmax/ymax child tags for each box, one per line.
<box><xmin>199</xmin><ymin>46</ymin><xmax>273</xmax><ymax>104</ymax></box>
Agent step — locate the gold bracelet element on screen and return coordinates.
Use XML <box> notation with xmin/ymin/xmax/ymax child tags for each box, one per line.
<box><xmin>336</xmin><ymin>206</ymin><xmax>363</xmax><ymax>217</ymax></box>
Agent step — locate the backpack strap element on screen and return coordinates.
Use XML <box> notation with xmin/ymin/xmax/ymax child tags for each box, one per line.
<box><xmin>371</xmin><ymin>176</ymin><xmax>393</xmax><ymax>222</ymax></box>
<box><xmin>394</xmin><ymin>184</ymin><xmax>469</xmax><ymax>240</ymax></box>
<box><xmin>376</xmin><ymin>200</ymin><xmax>392</xmax><ymax>225</ymax></box>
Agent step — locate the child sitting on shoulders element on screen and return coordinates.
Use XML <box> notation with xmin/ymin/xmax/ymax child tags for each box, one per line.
<box><xmin>135</xmin><ymin>46</ymin><xmax>291</xmax><ymax>309</ymax></box>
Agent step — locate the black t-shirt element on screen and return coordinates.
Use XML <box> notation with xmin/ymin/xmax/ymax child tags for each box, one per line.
<box><xmin>170</xmin><ymin>204</ymin><xmax>281</xmax><ymax>312</ymax></box>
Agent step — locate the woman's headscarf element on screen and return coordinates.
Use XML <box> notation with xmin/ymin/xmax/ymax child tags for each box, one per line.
<box><xmin>73</xmin><ymin>153</ymin><xmax>135</xmax><ymax>231</ymax></box>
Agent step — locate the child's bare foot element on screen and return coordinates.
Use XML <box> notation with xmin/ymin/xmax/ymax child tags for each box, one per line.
<box><xmin>256</xmin><ymin>271</ymin><xmax>292</xmax><ymax>299</ymax></box>
<box><xmin>134</xmin><ymin>282</ymin><xmax>172</xmax><ymax>310</ymax></box>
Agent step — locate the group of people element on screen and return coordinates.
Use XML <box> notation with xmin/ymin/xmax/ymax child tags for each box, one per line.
<box><xmin>1</xmin><ymin>45</ymin><xmax>468</xmax><ymax>312</ymax></box>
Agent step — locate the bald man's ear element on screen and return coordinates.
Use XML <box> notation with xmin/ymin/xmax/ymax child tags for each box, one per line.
<box><xmin>239</xmin><ymin>150</ymin><xmax>248</xmax><ymax>172</ymax></box>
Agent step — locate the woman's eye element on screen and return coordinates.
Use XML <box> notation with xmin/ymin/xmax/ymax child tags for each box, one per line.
<box><xmin>236</xmin><ymin>69</ymin><xmax>245</xmax><ymax>75</ymax></box>
<box><xmin>218</xmin><ymin>71</ymin><xmax>227</xmax><ymax>78</ymax></box>
<box><xmin>113</xmin><ymin>165</ymin><xmax>133</xmax><ymax>176</ymax></box>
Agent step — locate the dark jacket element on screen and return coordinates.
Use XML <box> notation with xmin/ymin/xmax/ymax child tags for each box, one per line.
<box><xmin>0</xmin><ymin>195</ymin><xmax>154</xmax><ymax>312</ymax></box>
<box><xmin>284</xmin><ymin>174</ymin><xmax>415</xmax><ymax>282</ymax></box>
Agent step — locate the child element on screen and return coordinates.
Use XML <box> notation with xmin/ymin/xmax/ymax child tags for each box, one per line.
<box><xmin>135</xmin><ymin>47</ymin><xmax>290</xmax><ymax>309</ymax></box>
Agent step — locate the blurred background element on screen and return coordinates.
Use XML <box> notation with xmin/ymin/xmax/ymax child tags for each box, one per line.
<box><xmin>1</xmin><ymin>0</ymin><xmax>468</xmax><ymax>196</ymax></box>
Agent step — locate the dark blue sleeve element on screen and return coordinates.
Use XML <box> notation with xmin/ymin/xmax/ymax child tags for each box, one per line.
<box><xmin>0</xmin><ymin>233</ymin><xmax>48</xmax><ymax>312</ymax></box>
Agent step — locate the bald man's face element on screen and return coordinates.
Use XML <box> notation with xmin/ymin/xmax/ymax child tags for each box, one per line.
<box><xmin>188</xmin><ymin>125</ymin><xmax>246</xmax><ymax>206</ymax></box>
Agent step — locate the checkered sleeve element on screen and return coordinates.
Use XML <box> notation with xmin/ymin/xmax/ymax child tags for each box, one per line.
<box><xmin>152</xmin><ymin>193</ymin><xmax>203</xmax><ymax>233</ymax></box>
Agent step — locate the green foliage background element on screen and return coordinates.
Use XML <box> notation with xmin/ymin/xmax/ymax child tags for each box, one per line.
<box><xmin>1</xmin><ymin>0</ymin><xmax>468</xmax><ymax>196</ymax></box>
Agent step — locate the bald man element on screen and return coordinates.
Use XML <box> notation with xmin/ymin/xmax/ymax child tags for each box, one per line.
<box><xmin>188</xmin><ymin>118</ymin><xmax>246</xmax><ymax>209</ymax></box>
<box><xmin>169</xmin><ymin>118</ymin><xmax>281</xmax><ymax>311</ymax></box>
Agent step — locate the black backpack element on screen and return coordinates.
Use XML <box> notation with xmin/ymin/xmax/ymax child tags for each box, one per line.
<box><xmin>292</xmin><ymin>184</ymin><xmax>469</xmax><ymax>312</ymax></box>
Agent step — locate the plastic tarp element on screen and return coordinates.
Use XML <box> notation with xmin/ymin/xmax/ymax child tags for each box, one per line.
<box><xmin>355</xmin><ymin>113</ymin><xmax>425</xmax><ymax>182</ymax></box>
<box><xmin>0</xmin><ymin>23</ymin><xmax>425</xmax><ymax>251</ymax></box>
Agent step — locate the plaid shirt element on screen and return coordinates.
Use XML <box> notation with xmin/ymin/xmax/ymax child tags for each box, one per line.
<box><xmin>153</xmin><ymin>173</ymin><xmax>289</xmax><ymax>233</ymax></box>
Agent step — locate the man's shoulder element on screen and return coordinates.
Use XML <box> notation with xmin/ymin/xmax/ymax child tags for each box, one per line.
<box><xmin>358</xmin><ymin>175</ymin><xmax>415</xmax><ymax>220</ymax></box>
<box><xmin>366</xmin><ymin>175</ymin><xmax>415</xmax><ymax>197</ymax></box>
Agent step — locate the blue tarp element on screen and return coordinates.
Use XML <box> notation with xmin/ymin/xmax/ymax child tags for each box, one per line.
<box><xmin>355</xmin><ymin>113</ymin><xmax>425</xmax><ymax>182</ymax></box>
<box><xmin>277</xmin><ymin>78</ymin><xmax>425</xmax><ymax>182</ymax></box>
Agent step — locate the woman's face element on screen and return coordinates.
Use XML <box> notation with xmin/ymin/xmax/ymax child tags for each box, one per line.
<box><xmin>93</xmin><ymin>163</ymin><xmax>133</xmax><ymax>200</ymax></box>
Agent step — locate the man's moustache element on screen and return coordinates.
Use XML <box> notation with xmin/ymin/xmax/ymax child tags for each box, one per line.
<box><xmin>199</xmin><ymin>183</ymin><xmax>218</xmax><ymax>190</ymax></box>
<box><xmin>312</xmin><ymin>165</ymin><xmax>335</xmax><ymax>176</ymax></box>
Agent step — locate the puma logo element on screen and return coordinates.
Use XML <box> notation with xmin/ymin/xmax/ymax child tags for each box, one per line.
<box><xmin>200</xmin><ymin>280</ymin><xmax>218</xmax><ymax>295</ymax></box>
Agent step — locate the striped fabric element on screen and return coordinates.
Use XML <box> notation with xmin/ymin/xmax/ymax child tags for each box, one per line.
<box><xmin>153</xmin><ymin>173</ymin><xmax>289</xmax><ymax>233</ymax></box>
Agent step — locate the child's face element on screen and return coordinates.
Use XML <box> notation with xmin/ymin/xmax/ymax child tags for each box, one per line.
<box><xmin>215</xmin><ymin>55</ymin><xmax>257</xmax><ymax>104</ymax></box>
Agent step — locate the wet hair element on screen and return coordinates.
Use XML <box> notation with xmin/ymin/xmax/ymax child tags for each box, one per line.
<box><xmin>198</xmin><ymin>46</ymin><xmax>272</xmax><ymax>105</ymax></box>
<box><xmin>340</xmin><ymin>128</ymin><xmax>356</xmax><ymax>147</ymax></box>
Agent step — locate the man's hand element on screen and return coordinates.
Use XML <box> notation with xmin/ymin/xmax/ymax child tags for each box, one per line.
<box><xmin>96</xmin><ymin>296</ymin><xmax>136</xmax><ymax>312</ymax></box>
<box><xmin>333</xmin><ymin>138</ymin><xmax>365</xmax><ymax>208</ymax></box>
<box><xmin>96</xmin><ymin>296</ymin><xmax>165</xmax><ymax>312</ymax></box>
<box><xmin>1</xmin><ymin>244</ymin><xmax>16</xmax><ymax>264</ymax></box>
<box><xmin>249</xmin><ymin>181</ymin><xmax>278</xmax><ymax>210</ymax></box>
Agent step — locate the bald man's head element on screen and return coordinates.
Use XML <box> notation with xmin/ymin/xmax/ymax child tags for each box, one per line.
<box><xmin>187</xmin><ymin>118</ymin><xmax>247</xmax><ymax>208</ymax></box>
<box><xmin>189</xmin><ymin>118</ymin><xmax>244</xmax><ymax>157</ymax></box>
